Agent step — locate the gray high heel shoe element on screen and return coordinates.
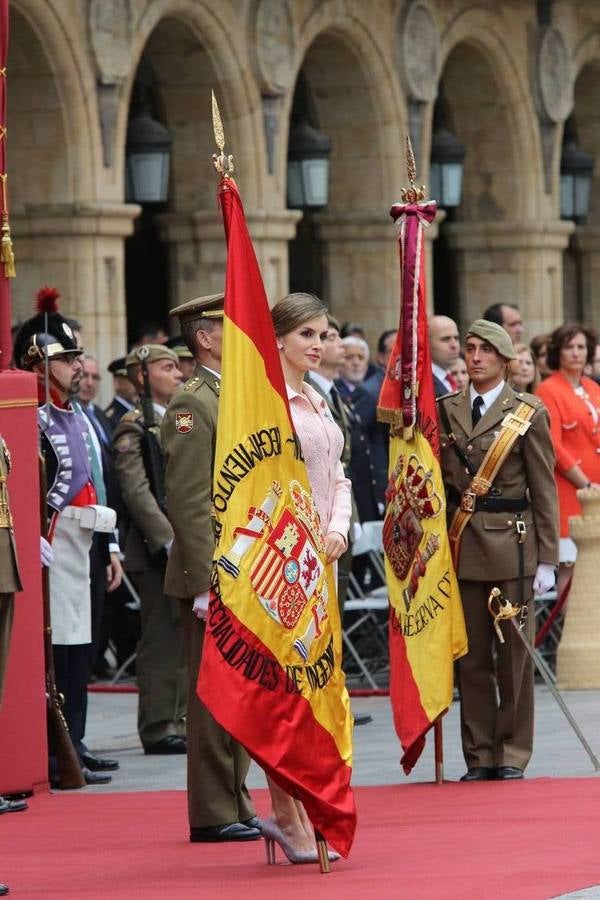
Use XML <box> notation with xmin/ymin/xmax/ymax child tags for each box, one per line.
<box><xmin>261</xmin><ymin>819</ymin><xmax>341</xmax><ymax>866</ymax></box>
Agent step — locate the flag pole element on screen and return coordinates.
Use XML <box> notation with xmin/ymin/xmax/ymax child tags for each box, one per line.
<box><xmin>210</xmin><ymin>89</ymin><xmax>340</xmax><ymax>875</ymax></box>
<box><xmin>434</xmin><ymin>717</ymin><xmax>444</xmax><ymax>784</ymax></box>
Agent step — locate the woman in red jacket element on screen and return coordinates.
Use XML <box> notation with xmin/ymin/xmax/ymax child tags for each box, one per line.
<box><xmin>536</xmin><ymin>322</ymin><xmax>600</xmax><ymax>598</ymax></box>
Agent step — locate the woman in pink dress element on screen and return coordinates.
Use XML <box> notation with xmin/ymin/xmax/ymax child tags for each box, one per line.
<box><xmin>261</xmin><ymin>292</ymin><xmax>351</xmax><ymax>864</ymax></box>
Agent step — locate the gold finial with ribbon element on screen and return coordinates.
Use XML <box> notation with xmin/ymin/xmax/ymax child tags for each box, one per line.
<box><xmin>400</xmin><ymin>135</ymin><xmax>427</xmax><ymax>204</ymax></box>
<box><xmin>0</xmin><ymin>174</ymin><xmax>15</xmax><ymax>278</ymax></box>
<box><xmin>212</xmin><ymin>90</ymin><xmax>234</xmax><ymax>178</ymax></box>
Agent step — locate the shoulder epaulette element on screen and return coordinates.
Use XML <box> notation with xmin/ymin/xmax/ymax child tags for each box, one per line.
<box><xmin>184</xmin><ymin>376</ymin><xmax>202</xmax><ymax>393</ymax></box>
<box><xmin>120</xmin><ymin>408</ymin><xmax>142</xmax><ymax>424</ymax></box>
<box><xmin>436</xmin><ymin>389</ymin><xmax>461</xmax><ymax>402</ymax></box>
<box><xmin>514</xmin><ymin>391</ymin><xmax>541</xmax><ymax>411</ymax></box>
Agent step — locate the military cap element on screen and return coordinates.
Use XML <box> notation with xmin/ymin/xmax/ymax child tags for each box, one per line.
<box><xmin>13</xmin><ymin>286</ymin><xmax>82</xmax><ymax>370</ymax></box>
<box><xmin>125</xmin><ymin>344</ymin><xmax>179</xmax><ymax>384</ymax></box>
<box><xmin>165</xmin><ymin>336</ymin><xmax>193</xmax><ymax>359</ymax></box>
<box><xmin>169</xmin><ymin>292</ymin><xmax>225</xmax><ymax>324</ymax></box>
<box><xmin>466</xmin><ymin>319</ymin><xmax>516</xmax><ymax>360</ymax></box>
<box><xmin>108</xmin><ymin>356</ymin><xmax>128</xmax><ymax>377</ymax></box>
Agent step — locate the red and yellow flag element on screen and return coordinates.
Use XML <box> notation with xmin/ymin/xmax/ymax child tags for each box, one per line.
<box><xmin>378</xmin><ymin>197</ymin><xmax>467</xmax><ymax>773</ymax></box>
<box><xmin>197</xmin><ymin>175</ymin><xmax>356</xmax><ymax>857</ymax></box>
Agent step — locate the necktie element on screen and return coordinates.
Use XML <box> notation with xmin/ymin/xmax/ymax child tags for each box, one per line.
<box><xmin>329</xmin><ymin>384</ymin><xmax>343</xmax><ymax>417</ymax></box>
<box><xmin>446</xmin><ymin>372</ymin><xmax>458</xmax><ymax>391</ymax></box>
<box><xmin>471</xmin><ymin>395</ymin><xmax>484</xmax><ymax>428</ymax></box>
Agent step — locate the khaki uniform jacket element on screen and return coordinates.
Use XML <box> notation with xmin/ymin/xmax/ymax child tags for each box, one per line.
<box><xmin>162</xmin><ymin>365</ymin><xmax>219</xmax><ymax>600</ymax></box>
<box><xmin>0</xmin><ymin>437</ymin><xmax>21</xmax><ymax>594</ymax></box>
<box><xmin>113</xmin><ymin>408</ymin><xmax>173</xmax><ymax>572</ymax></box>
<box><xmin>439</xmin><ymin>383</ymin><xmax>559</xmax><ymax>581</ymax></box>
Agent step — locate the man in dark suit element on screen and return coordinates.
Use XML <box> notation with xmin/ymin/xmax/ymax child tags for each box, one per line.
<box><xmin>430</xmin><ymin>315</ymin><xmax>461</xmax><ymax>397</ymax></box>
<box><xmin>105</xmin><ymin>357</ymin><xmax>138</xmax><ymax>427</ymax></box>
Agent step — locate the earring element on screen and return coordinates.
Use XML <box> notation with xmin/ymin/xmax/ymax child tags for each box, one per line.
<box><xmin>277</xmin><ymin>342</ymin><xmax>283</xmax><ymax>350</ymax></box>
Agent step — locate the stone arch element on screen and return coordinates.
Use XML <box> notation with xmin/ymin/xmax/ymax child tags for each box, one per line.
<box><xmin>122</xmin><ymin>0</ymin><xmax>263</xmax><ymax>205</ymax></box>
<box><xmin>435</xmin><ymin>9</ymin><xmax>569</xmax><ymax>334</ymax></box>
<box><xmin>562</xmin><ymin>50</ymin><xmax>600</xmax><ymax>323</ymax></box>
<box><xmin>439</xmin><ymin>8</ymin><xmax>540</xmax><ymax>222</ymax></box>
<box><xmin>284</xmin><ymin>7</ymin><xmax>406</xmax><ymax>339</ymax></box>
<box><xmin>7</xmin><ymin>2</ymin><xmax>104</xmax><ymax>324</ymax></box>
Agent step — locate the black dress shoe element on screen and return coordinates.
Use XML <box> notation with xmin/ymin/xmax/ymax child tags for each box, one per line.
<box><xmin>0</xmin><ymin>796</ymin><xmax>28</xmax><ymax>813</ymax></box>
<box><xmin>144</xmin><ymin>735</ymin><xmax>187</xmax><ymax>755</ymax></box>
<box><xmin>354</xmin><ymin>714</ymin><xmax>373</xmax><ymax>726</ymax></box>
<box><xmin>190</xmin><ymin>822</ymin><xmax>262</xmax><ymax>843</ymax></box>
<box><xmin>82</xmin><ymin>767</ymin><xmax>112</xmax><ymax>786</ymax></box>
<box><xmin>460</xmin><ymin>767</ymin><xmax>496</xmax><ymax>782</ymax></box>
<box><xmin>80</xmin><ymin>752</ymin><xmax>119</xmax><ymax>772</ymax></box>
<box><xmin>241</xmin><ymin>816</ymin><xmax>262</xmax><ymax>831</ymax></box>
<box><xmin>496</xmin><ymin>766</ymin><xmax>524</xmax><ymax>780</ymax></box>
<box><xmin>0</xmin><ymin>881</ymin><xmax>8</xmax><ymax>895</ymax></box>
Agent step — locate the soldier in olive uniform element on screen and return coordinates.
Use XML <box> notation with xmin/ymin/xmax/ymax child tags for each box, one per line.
<box><xmin>161</xmin><ymin>293</ymin><xmax>259</xmax><ymax>843</ymax></box>
<box><xmin>113</xmin><ymin>345</ymin><xmax>187</xmax><ymax>754</ymax></box>
<box><xmin>0</xmin><ymin>435</ymin><xmax>25</xmax><ymax>896</ymax></box>
<box><xmin>438</xmin><ymin>320</ymin><xmax>558</xmax><ymax>782</ymax></box>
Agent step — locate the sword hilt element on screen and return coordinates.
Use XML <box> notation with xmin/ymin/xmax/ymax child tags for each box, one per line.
<box><xmin>487</xmin><ymin>586</ymin><xmax>525</xmax><ymax>644</ymax></box>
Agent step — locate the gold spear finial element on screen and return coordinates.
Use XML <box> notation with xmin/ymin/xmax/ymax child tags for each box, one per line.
<box><xmin>212</xmin><ymin>90</ymin><xmax>234</xmax><ymax>178</ymax></box>
<box><xmin>401</xmin><ymin>134</ymin><xmax>426</xmax><ymax>203</ymax></box>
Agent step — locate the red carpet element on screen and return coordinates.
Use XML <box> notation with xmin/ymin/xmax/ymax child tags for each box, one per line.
<box><xmin>3</xmin><ymin>780</ymin><xmax>600</xmax><ymax>898</ymax></box>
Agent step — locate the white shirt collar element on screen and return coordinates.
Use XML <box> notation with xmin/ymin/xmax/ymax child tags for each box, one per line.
<box><xmin>201</xmin><ymin>365</ymin><xmax>220</xmax><ymax>380</ymax></box>
<box><xmin>153</xmin><ymin>401</ymin><xmax>167</xmax><ymax>417</ymax></box>
<box><xmin>309</xmin><ymin>371</ymin><xmax>334</xmax><ymax>394</ymax></box>
<box><xmin>469</xmin><ymin>379</ymin><xmax>505</xmax><ymax>413</ymax></box>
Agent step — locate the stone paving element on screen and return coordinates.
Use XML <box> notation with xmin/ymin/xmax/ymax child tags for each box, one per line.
<box><xmin>85</xmin><ymin>684</ymin><xmax>600</xmax><ymax>793</ymax></box>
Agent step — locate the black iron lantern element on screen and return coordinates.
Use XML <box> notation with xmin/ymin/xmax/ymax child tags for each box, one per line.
<box><xmin>561</xmin><ymin>119</ymin><xmax>594</xmax><ymax>223</ymax></box>
<box><xmin>430</xmin><ymin>95</ymin><xmax>465</xmax><ymax>208</ymax></box>
<box><xmin>287</xmin><ymin>120</ymin><xmax>332</xmax><ymax>209</ymax></box>
<box><xmin>125</xmin><ymin>100</ymin><xmax>172</xmax><ymax>204</ymax></box>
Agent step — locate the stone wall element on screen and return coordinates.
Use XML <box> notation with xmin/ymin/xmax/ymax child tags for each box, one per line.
<box><xmin>6</xmin><ymin>0</ymin><xmax>600</xmax><ymax>401</ymax></box>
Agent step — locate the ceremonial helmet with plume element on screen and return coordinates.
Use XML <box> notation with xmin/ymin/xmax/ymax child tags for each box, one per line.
<box><xmin>13</xmin><ymin>287</ymin><xmax>81</xmax><ymax>370</ymax></box>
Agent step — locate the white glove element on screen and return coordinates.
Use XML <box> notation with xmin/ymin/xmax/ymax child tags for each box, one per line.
<box><xmin>40</xmin><ymin>536</ymin><xmax>54</xmax><ymax>568</ymax></box>
<box><xmin>533</xmin><ymin>563</ymin><xmax>556</xmax><ymax>597</ymax></box>
<box><xmin>193</xmin><ymin>591</ymin><xmax>210</xmax><ymax>620</ymax></box>
<box><xmin>352</xmin><ymin>521</ymin><xmax>363</xmax><ymax>543</ymax></box>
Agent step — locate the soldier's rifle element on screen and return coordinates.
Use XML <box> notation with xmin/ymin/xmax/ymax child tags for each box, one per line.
<box><xmin>136</xmin><ymin>346</ymin><xmax>167</xmax><ymax>514</ymax></box>
<box><xmin>488</xmin><ymin>587</ymin><xmax>600</xmax><ymax>772</ymax></box>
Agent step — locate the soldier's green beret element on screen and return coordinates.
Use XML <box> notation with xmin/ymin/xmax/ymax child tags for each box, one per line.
<box><xmin>125</xmin><ymin>344</ymin><xmax>179</xmax><ymax>383</ymax></box>
<box><xmin>466</xmin><ymin>319</ymin><xmax>516</xmax><ymax>360</ymax></box>
<box><xmin>169</xmin><ymin>292</ymin><xmax>225</xmax><ymax>324</ymax></box>
<box><xmin>165</xmin><ymin>336</ymin><xmax>193</xmax><ymax>359</ymax></box>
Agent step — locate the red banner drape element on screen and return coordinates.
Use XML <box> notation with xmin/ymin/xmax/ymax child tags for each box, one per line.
<box><xmin>0</xmin><ymin>0</ymin><xmax>15</xmax><ymax>370</ymax></box>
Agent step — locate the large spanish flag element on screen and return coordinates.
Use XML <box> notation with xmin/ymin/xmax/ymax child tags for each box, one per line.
<box><xmin>378</xmin><ymin>198</ymin><xmax>467</xmax><ymax>773</ymax></box>
<box><xmin>197</xmin><ymin>175</ymin><xmax>356</xmax><ymax>856</ymax></box>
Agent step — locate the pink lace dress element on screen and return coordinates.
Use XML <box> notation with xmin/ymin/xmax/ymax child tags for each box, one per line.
<box><xmin>286</xmin><ymin>381</ymin><xmax>351</xmax><ymax>541</ymax></box>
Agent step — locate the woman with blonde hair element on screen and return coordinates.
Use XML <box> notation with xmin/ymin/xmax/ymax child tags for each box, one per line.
<box><xmin>509</xmin><ymin>343</ymin><xmax>540</xmax><ymax>393</ymax></box>
<box><xmin>260</xmin><ymin>292</ymin><xmax>351</xmax><ymax>864</ymax></box>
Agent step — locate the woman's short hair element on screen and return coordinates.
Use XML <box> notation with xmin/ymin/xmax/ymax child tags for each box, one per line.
<box><xmin>271</xmin><ymin>292</ymin><xmax>328</xmax><ymax>337</ymax></box>
<box><xmin>546</xmin><ymin>322</ymin><xmax>598</xmax><ymax>371</ymax></box>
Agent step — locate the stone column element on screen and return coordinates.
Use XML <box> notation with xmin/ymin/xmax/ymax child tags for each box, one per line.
<box><xmin>444</xmin><ymin>220</ymin><xmax>574</xmax><ymax>337</ymax></box>
<box><xmin>556</xmin><ymin>487</ymin><xmax>600</xmax><ymax>688</ymax></box>
<box><xmin>315</xmin><ymin>212</ymin><xmax>399</xmax><ymax>349</ymax></box>
<box><xmin>570</xmin><ymin>226</ymin><xmax>600</xmax><ymax>326</ymax></box>
<box><xmin>11</xmin><ymin>203</ymin><xmax>140</xmax><ymax>404</ymax></box>
<box><xmin>159</xmin><ymin>208</ymin><xmax>302</xmax><ymax>310</ymax></box>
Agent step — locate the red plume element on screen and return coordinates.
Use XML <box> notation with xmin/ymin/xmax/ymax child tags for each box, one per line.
<box><xmin>35</xmin><ymin>286</ymin><xmax>60</xmax><ymax>314</ymax></box>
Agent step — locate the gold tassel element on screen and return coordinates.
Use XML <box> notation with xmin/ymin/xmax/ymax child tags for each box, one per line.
<box><xmin>1</xmin><ymin>212</ymin><xmax>16</xmax><ymax>278</ymax></box>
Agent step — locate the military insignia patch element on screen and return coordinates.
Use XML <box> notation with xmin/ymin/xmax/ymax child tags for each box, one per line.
<box><xmin>176</xmin><ymin>413</ymin><xmax>194</xmax><ymax>433</ymax></box>
<box><xmin>115</xmin><ymin>436</ymin><xmax>132</xmax><ymax>453</ymax></box>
